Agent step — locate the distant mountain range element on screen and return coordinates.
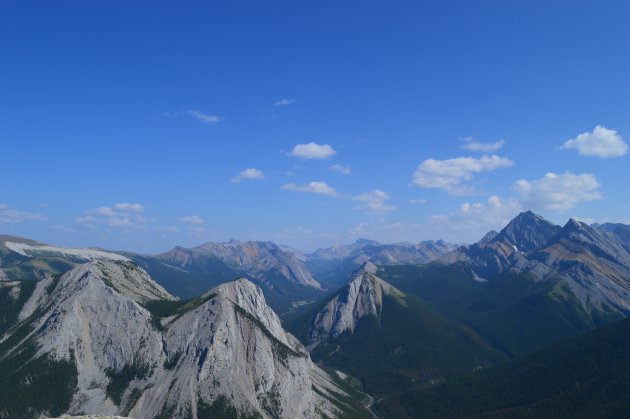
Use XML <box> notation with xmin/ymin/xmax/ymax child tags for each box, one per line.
<box><xmin>0</xmin><ymin>235</ymin><xmax>456</xmax><ymax>318</ymax></box>
<box><xmin>304</xmin><ymin>238</ymin><xmax>458</xmax><ymax>287</ymax></box>
<box><xmin>2</xmin><ymin>211</ymin><xmax>630</xmax><ymax>417</ymax></box>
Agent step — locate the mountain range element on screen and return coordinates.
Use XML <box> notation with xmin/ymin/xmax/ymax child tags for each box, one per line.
<box><xmin>1</xmin><ymin>210</ymin><xmax>630</xmax><ymax>417</ymax></box>
<box><xmin>0</xmin><ymin>260</ymin><xmax>367</xmax><ymax>418</ymax></box>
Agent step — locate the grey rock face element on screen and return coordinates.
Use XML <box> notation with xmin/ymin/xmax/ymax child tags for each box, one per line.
<box><xmin>592</xmin><ymin>222</ymin><xmax>630</xmax><ymax>254</ymax></box>
<box><xmin>479</xmin><ymin>230</ymin><xmax>499</xmax><ymax>244</ymax></box>
<box><xmin>441</xmin><ymin>213</ymin><xmax>630</xmax><ymax>316</ymax></box>
<box><xmin>492</xmin><ymin>211</ymin><xmax>562</xmax><ymax>252</ymax></box>
<box><xmin>8</xmin><ymin>261</ymin><xmax>352</xmax><ymax>418</ymax></box>
<box><xmin>306</xmin><ymin>262</ymin><xmax>405</xmax><ymax>349</ymax></box>
<box><xmin>156</xmin><ymin>240</ymin><xmax>322</xmax><ymax>289</ymax></box>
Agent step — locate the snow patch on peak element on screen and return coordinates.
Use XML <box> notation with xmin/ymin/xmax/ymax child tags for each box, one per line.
<box><xmin>4</xmin><ymin>241</ymin><xmax>129</xmax><ymax>261</ymax></box>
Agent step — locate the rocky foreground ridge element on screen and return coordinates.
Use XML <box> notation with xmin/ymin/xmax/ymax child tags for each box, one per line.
<box><xmin>0</xmin><ymin>260</ymin><xmax>360</xmax><ymax>418</ymax></box>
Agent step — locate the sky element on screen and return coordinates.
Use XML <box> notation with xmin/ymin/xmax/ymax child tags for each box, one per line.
<box><xmin>1</xmin><ymin>1</ymin><xmax>630</xmax><ymax>253</ymax></box>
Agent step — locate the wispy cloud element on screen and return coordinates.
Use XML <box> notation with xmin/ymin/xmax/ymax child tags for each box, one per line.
<box><xmin>289</xmin><ymin>142</ymin><xmax>337</xmax><ymax>160</ymax></box>
<box><xmin>181</xmin><ymin>215</ymin><xmax>205</xmax><ymax>225</ymax></box>
<box><xmin>75</xmin><ymin>203</ymin><xmax>146</xmax><ymax>228</ymax></box>
<box><xmin>282</xmin><ymin>182</ymin><xmax>395</xmax><ymax>214</ymax></box>
<box><xmin>352</xmin><ymin>190</ymin><xmax>396</xmax><ymax>214</ymax></box>
<box><xmin>231</xmin><ymin>168</ymin><xmax>265</xmax><ymax>183</ymax></box>
<box><xmin>560</xmin><ymin>125</ymin><xmax>627</xmax><ymax>158</ymax></box>
<box><xmin>282</xmin><ymin>181</ymin><xmax>338</xmax><ymax>196</ymax></box>
<box><xmin>460</xmin><ymin>137</ymin><xmax>505</xmax><ymax>153</ymax></box>
<box><xmin>514</xmin><ymin>172</ymin><xmax>602</xmax><ymax>211</ymax></box>
<box><xmin>274</xmin><ymin>98</ymin><xmax>295</xmax><ymax>106</ymax></box>
<box><xmin>186</xmin><ymin>109</ymin><xmax>222</xmax><ymax>123</ymax></box>
<box><xmin>329</xmin><ymin>164</ymin><xmax>352</xmax><ymax>175</ymax></box>
<box><xmin>114</xmin><ymin>203</ymin><xmax>144</xmax><ymax>212</ymax></box>
<box><xmin>0</xmin><ymin>204</ymin><xmax>47</xmax><ymax>224</ymax></box>
<box><xmin>412</xmin><ymin>154</ymin><xmax>514</xmax><ymax>195</ymax></box>
<box><xmin>165</xmin><ymin>109</ymin><xmax>222</xmax><ymax>124</ymax></box>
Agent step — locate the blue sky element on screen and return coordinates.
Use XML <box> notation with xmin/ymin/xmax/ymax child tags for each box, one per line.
<box><xmin>1</xmin><ymin>1</ymin><xmax>629</xmax><ymax>253</ymax></box>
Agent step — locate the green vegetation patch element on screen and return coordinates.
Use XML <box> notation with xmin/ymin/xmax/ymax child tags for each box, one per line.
<box><xmin>198</xmin><ymin>395</ymin><xmax>262</xmax><ymax>419</ymax></box>
<box><xmin>0</xmin><ymin>341</ymin><xmax>77</xmax><ymax>419</ymax></box>
<box><xmin>0</xmin><ymin>280</ymin><xmax>36</xmax><ymax>335</ymax></box>
<box><xmin>143</xmin><ymin>292</ymin><xmax>218</xmax><ymax>330</ymax></box>
<box><xmin>232</xmin><ymin>304</ymin><xmax>304</xmax><ymax>362</ymax></box>
<box><xmin>105</xmin><ymin>361</ymin><xmax>152</xmax><ymax>406</ymax></box>
<box><xmin>374</xmin><ymin>317</ymin><xmax>630</xmax><ymax>418</ymax></box>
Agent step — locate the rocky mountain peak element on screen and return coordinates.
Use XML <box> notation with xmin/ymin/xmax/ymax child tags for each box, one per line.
<box><xmin>306</xmin><ymin>266</ymin><xmax>404</xmax><ymax>348</ymax></box>
<box><xmin>71</xmin><ymin>260</ymin><xmax>176</xmax><ymax>303</ymax></box>
<box><xmin>5</xmin><ymin>261</ymin><xmax>354</xmax><ymax>418</ymax></box>
<box><xmin>158</xmin><ymin>239</ymin><xmax>322</xmax><ymax>290</ymax></box>
<box><xmin>493</xmin><ymin>211</ymin><xmax>561</xmax><ymax>252</ymax></box>
<box><xmin>479</xmin><ymin>230</ymin><xmax>499</xmax><ymax>244</ymax></box>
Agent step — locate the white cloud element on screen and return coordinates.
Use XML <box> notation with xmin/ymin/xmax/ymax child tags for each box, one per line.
<box><xmin>461</xmin><ymin>137</ymin><xmax>505</xmax><ymax>153</ymax></box>
<box><xmin>329</xmin><ymin>164</ymin><xmax>352</xmax><ymax>175</ymax></box>
<box><xmin>181</xmin><ymin>215</ymin><xmax>205</xmax><ymax>225</ymax></box>
<box><xmin>353</xmin><ymin>190</ymin><xmax>396</xmax><ymax>214</ymax></box>
<box><xmin>514</xmin><ymin>172</ymin><xmax>602</xmax><ymax>211</ymax></box>
<box><xmin>186</xmin><ymin>109</ymin><xmax>222</xmax><ymax>123</ymax></box>
<box><xmin>231</xmin><ymin>168</ymin><xmax>265</xmax><ymax>183</ymax></box>
<box><xmin>561</xmin><ymin>126</ymin><xmax>627</xmax><ymax>158</ymax></box>
<box><xmin>289</xmin><ymin>142</ymin><xmax>337</xmax><ymax>160</ymax></box>
<box><xmin>114</xmin><ymin>203</ymin><xmax>144</xmax><ymax>212</ymax></box>
<box><xmin>165</xmin><ymin>109</ymin><xmax>222</xmax><ymax>124</ymax></box>
<box><xmin>409</xmin><ymin>199</ymin><xmax>428</xmax><ymax>205</ymax></box>
<box><xmin>274</xmin><ymin>98</ymin><xmax>295</xmax><ymax>106</ymax></box>
<box><xmin>430</xmin><ymin>195</ymin><xmax>523</xmax><ymax>241</ymax></box>
<box><xmin>76</xmin><ymin>203</ymin><xmax>146</xmax><ymax>228</ymax></box>
<box><xmin>412</xmin><ymin>155</ymin><xmax>514</xmax><ymax>195</ymax></box>
<box><xmin>281</xmin><ymin>181</ymin><xmax>338</xmax><ymax>196</ymax></box>
<box><xmin>0</xmin><ymin>204</ymin><xmax>46</xmax><ymax>224</ymax></box>
<box><xmin>93</xmin><ymin>207</ymin><xmax>119</xmax><ymax>217</ymax></box>
<box><xmin>282</xmin><ymin>182</ymin><xmax>395</xmax><ymax>214</ymax></box>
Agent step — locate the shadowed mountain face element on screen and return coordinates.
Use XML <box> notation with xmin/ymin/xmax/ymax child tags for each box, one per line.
<box><xmin>0</xmin><ymin>261</ymin><xmax>366</xmax><ymax>418</ymax></box>
<box><xmin>493</xmin><ymin>210</ymin><xmax>562</xmax><ymax>252</ymax></box>
<box><xmin>375</xmin><ymin>316</ymin><xmax>630</xmax><ymax>418</ymax></box>
<box><xmin>593</xmin><ymin>222</ymin><xmax>630</xmax><ymax>253</ymax></box>
<box><xmin>441</xmin><ymin>212</ymin><xmax>630</xmax><ymax>318</ymax></box>
<box><xmin>288</xmin><ymin>263</ymin><xmax>506</xmax><ymax>397</ymax></box>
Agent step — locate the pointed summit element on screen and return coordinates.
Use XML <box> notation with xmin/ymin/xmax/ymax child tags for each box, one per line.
<box><xmin>493</xmin><ymin>211</ymin><xmax>561</xmax><ymax>252</ymax></box>
<box><xmin>307</xmin><ymin>265</ymin><xmax>404</xmax><ymax>348</ymax></box>
<box><xmin>479</xmin><ymin>230</ymin><xmax>499</xmax><ymax>244</ymax></box>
